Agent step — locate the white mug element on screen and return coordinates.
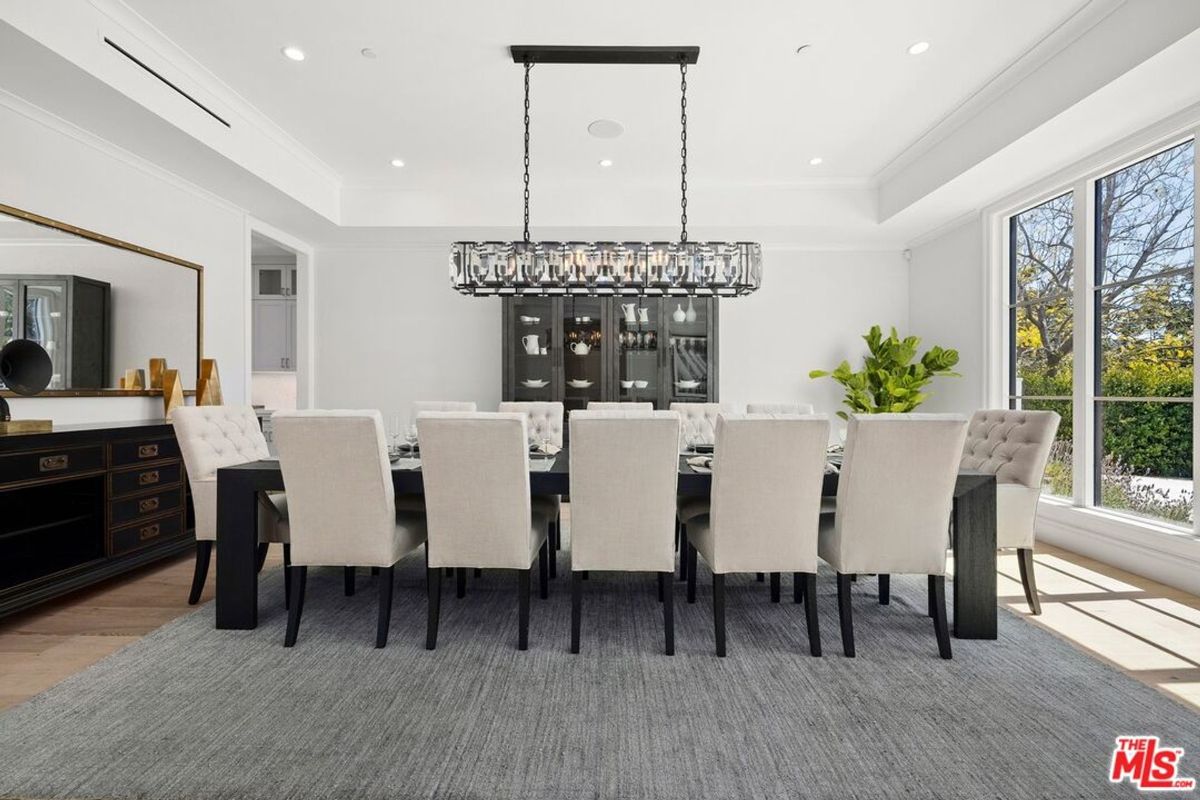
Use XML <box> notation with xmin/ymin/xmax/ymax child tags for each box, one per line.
<box><xmin>522</xmin><ymin>334</ymin><xmax>540</xmax><ymax>355</ymax></box>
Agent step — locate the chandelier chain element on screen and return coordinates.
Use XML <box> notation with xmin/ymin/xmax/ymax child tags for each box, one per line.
<box><xmin>523</xmin><ymin>61</ymin><xmax>532</xmax><ymax>242</ymax></box>
<box><xmin>680</xmin><ymin>61</ymin><xmax>688</xmax><ymax>243</ymax></box>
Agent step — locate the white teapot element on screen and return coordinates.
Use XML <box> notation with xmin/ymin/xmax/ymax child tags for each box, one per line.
<box><xmin>569</xmin><ymin>341</ymin><xmax>591</xmax><ymax>356</ymax></box>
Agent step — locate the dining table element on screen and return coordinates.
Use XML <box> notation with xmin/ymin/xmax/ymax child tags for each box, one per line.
<box><xmin>215</xmin><ymin>450</ymin><xmax>997</xmax><ymax>639</ymax></box>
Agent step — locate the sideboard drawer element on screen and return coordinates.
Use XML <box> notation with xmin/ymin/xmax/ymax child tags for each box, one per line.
<box><xmin>109</xmin><ymin>512</ymin><xmax>185</xmax><ymax>556</ymax></box>
<box><xmin>110</xmin><ymin>486</ymin><xmax>183</xmax><ymax>528</ymax></box>
<box><xmin>110</xmin><ymin>461</ymin><xmax>182</xmax><ymax>498</ymax></box>
<box><xmin>0</xmin><ymin>445</ymin><xmax>106</xmax><ymax>488</ymax></box>
<box><xmin>110</xmin><ymin>436</ymin><xmax>179</xmax><ymax>467</ymax></box>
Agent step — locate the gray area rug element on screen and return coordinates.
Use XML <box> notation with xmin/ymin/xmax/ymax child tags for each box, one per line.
<box><xmin>1</xmin><ymin>549</ymin><xmax>1196</xmax><ymax>800</ymax></box>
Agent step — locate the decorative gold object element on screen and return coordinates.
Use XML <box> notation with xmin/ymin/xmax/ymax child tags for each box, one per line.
<box><xmin>124</xmin><ymin>369</ymin><xmax>146</xmax><ymax>390</ymax></box>
<box><xmin>162</xmin><ymin>369</ymin><xmax>184</xmax><ymax>419</ymax></box>
<box><xmin>149</xmin><ymin>358</ymin><xmax>167</xmax><ymax>390</ymax></box>
<box><xmin>196</xmin><ymin>359</ymin><xmax>223</xmax><ymax>406</ymax></box>
<box><xmin>0</xmin><ymin>420</ymin><xmax>53</xmax><ymax>434</ymax></box>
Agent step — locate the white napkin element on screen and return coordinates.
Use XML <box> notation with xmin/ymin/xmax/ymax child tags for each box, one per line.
<box><xmin>391</xmin><ymin>457</ymin><xmax>421</xmax><ymax>471</ymax></box>
<box><xmin>686</xmin><ymin>456</ymin><xmax>713</xmax><ymax>474</ymax></box>
<box><xmin>529</xmin><ymin>457</ymin><xmax>556</xmax><ymax>472</ymax></box>
<box><xmin>532</xmin><ymin>442</ymin><xmax>562</xmax><ymax>456</ymax></box>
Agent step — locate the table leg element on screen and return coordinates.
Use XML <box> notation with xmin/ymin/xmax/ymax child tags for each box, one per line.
<box><xmin>216</xmin><ymin>471</ymin><xmax>260</xmax><ymax>629</ymax></box>
<box><xmin>952</xmin><ymin>480</ymin><xmax>997</xmax><ymax>639</ymax></box>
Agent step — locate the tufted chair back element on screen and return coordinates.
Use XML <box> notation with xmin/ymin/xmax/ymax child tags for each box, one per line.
<box><xmin>498</xmin><ymin>401</ymin><xmax>564</xmax><ymax>447</ymax></box>
<box><xmin>670</xmin><ymin>402</ymin><xmax>737</xmax><ymax>446</ymax></box>
<box><xmin>746</xmin><ymin>402</ymin><xmax>815</xmax><ymax>415</ymax></box>
<box><xmin>413</xmin><ymin>400</ymin><xmax>477</xmax><ymax>415</ymax></box>
<box><xmin>588</xmin><ymin>402</ymin><xmax>653</xmax><ymax>411</ymax></box>
<box><xmin>961</xmin><ymin>409</ymin><xmax>1060</xmax><ymax>488</ymax></box>
<box><xmin>172</xmin><ymin>405</ymin><xmax>273</xmax><ymax>541</ymax></box>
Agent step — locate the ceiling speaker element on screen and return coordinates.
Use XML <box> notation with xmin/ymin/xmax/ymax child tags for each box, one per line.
<box><xmin>0</xmin><ymin>339</ymin><xmax>53</xmax><ymax>421</ymax></box>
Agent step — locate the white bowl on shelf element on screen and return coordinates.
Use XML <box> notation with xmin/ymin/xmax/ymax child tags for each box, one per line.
<box><xmin>521</xmin><ymin>379</ymin><xmax>549</xmax><ymax>388</ymax></box>
<box><xmin>633</xmin><ymin>380</ymin><xmax>649</xmax><ymax>389</ymax></box>
<box><xmin>519</xmin><ymin>316</ymin><xmax>541</xmax><ymax>324</ymax></box>
<box><xmin>620</xmin><ymin>380</ymin><xmax>635</xmax><ymax>389</ymax></box>
<box><xmin>675</xmin><ymin>380</ymin><xmax>701</xmax><ymax>390</ymax></box>
<box><xmin>567</xmin><ymin>379</ymin><xmax>593</xmax><ymax>389</ymax></box>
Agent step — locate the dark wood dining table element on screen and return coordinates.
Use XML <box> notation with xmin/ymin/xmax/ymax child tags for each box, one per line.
<box><xmin>216</xmin><ymin>452</ymin><xmax>997</xmax><ymax>639</ymax></box>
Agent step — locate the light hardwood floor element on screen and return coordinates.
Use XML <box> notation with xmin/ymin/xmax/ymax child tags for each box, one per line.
<box><xmin>0</xmin><ymin>544</ymin><xmax>1197</xmax><ymax>711</ymax></box>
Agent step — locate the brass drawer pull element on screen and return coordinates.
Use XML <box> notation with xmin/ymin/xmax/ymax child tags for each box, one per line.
<box><xmin>39</xmin><ymin>454</ymin><xmax>69</xmax><ymax>472</ymax></box>
<box><xmin>138</xmin><ymin>523</ymin><xmax>161</xmax><ymax>541</ymax></box>
<box><xmin>138</xmin><ymin>497</ymin><xmax>160</xmax><ymax>513</ymax></box>
<box><xmin>138</xmin><ymin>470</ymin><xmax>160</xmax><ymax>486</ymax></box>
<box><xmin>137</xmin><ymin>444</ymin><xmax>160</xmax><ymax>459</ymax></box>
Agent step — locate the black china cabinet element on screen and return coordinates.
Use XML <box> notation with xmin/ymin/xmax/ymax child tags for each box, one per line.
<box><xmin>501</xmin><ymin>297</ymin><xmax>719</xmax><ymax>413</ymax></box>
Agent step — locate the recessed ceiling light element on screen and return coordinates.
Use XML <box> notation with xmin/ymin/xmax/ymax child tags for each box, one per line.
<box><xmin>390</xmin><ymin>158</ymin><xmax>405</xmax><ymax>168</ymax></box>
<box><xmin>809</xmin><ymin>157</ymin><xmax>823</xmax><ymax>166</ymax></box>
<box><xmin>360</xmin><ymin>47</ymin><xmax>377</xmax><ymax>59</ymax></box>
<box><xmin>907</xmin><ymin>41</ymin><xmax>930</xmax><ymax>56</ymax></box>
<box><xmin>587</xmin><ymin>119</ymin><xmax>624</xmax><ymax>139</ymax></box>
<box><xmin>598</xmin><ymin>159</ymin><xmax>614</xmax><ymax>168</ymax></box>
<box><xmin>281</xmin><ymin>45</ymin><xmax>306</xmax><ymax>62</ymax></box>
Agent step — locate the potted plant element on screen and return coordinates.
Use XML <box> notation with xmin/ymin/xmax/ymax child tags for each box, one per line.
<box><xmin>810</xmin><ymin>325</ymin><xmax>959</xmax><ymax>419</ymax></box>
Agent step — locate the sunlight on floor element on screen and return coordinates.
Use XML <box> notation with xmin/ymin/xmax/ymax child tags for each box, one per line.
<box><xmin>995</xmin><ymin>545</ymin><xmax>1200</xmax><ymax>710</ymax></box>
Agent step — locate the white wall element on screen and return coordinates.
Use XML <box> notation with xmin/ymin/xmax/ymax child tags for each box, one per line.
<box><xmin>314</xmin><ymin>245</ymin><xmax>500</xmax><ymax>420</ymax></box>
<box><xmin>0</xmin><ymin>94</ymin><xmax>253</xmax><ymax>424</ymax></box>
<box><xmin>720</xmin><ymin>249</ymin><xmax>910</xmax><ymax>416</ymax></box>
<box><xmin>906</xmin><ymin>217</ymin><xmax>986</xmax><ymax>414</ymax></box>
<box><xmin>314</xmin><ymin>245</ymin><xmax>909</xmax><ymax>424</ymax></box>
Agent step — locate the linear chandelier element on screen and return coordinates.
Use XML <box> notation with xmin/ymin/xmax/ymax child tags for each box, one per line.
<box><xmin>450</xmin><ymin>46</ymin><xmax>762</xmax><ymax>297</ymax></box>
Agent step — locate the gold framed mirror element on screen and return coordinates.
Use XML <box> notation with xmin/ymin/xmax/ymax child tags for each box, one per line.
<box><xmin>0</xmin><ymin>202</ymin><xmax>202</xmax><ymax>397</ymax></box>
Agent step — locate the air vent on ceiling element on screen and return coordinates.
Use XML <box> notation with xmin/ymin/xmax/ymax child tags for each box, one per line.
<box><xmin>103</xmin><ymin>37</ymin><xmax>231</xmax><ymax>128</ymax></box>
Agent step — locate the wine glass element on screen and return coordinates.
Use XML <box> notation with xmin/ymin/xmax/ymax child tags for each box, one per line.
<box><xmin>388</xmin><ymin>414</ymin><xmax>404</xmax><ymax>455</ymax></box>
<box><xmin>404</xmin><ymin>418</ymin><xmax>419</xmax><ymax>453</ymax></box>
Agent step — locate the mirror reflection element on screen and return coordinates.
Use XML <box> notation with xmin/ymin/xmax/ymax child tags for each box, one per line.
<box><xmin>0</xmin><ymin>210</ymin><xmax>199</xmax><ymax>392</ymax></box>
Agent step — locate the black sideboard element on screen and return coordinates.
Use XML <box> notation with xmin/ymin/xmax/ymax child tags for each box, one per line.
<box><xmin>0</xmin><ymin>420</ymin><xmax>194</xmax><ymax>619</ymax></box>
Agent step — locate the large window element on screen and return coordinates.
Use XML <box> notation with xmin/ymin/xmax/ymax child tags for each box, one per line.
<box><xmin>1009</xmin><ymin>193</ymin><xmax>1074</xmax><ymax>496</ymax></box>
<box><xmin>1094</xmin><ymin>140</ymin><xmax>1194</xmax><ymax>524</ymax></box>
<box><xmin>1008</xmin><ymin>139</ymin><xmax>1195</xmax><ymax>526</ymax></box>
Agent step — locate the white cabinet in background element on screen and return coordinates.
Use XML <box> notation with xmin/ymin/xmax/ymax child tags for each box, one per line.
<box><xmin>253</xmin><ymin>263</ymin><xmax>298</xmax><ymax>299</ymax></box>
<box><xmin>252</xmin><ymin>298</ymin><xmax>296</xmax><ymax>371</ymax></box>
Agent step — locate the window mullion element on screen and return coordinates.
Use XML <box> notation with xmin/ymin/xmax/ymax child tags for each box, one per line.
<box><xmin>1193</xmin><ymin>129</ymin><xmax>1199</xmax><ymax>535</ymax></box>
<box><xmin>1072</xmin><ymin>177</ymin><xmax>1094</xmax><ymax>508</ymax></box>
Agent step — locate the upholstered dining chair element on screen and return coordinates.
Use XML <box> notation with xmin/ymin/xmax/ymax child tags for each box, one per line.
<box><xmin>587</xmin><ymin>402</ymin><xmax>653</xmax><ymax>411</ymax></box>
<box><xmin>412</xmin><ymin>400</ymin><xmax>477</xmax><ymax>415</ymax></box>
<box><xmin>499</xmin><ymin>401</ymin><xmax>565</xmax><ymax>572</ymax></box>
<box><xmin>746</xmin><ymin>402</ymin><xmax>815</xmax><ymax>415</ymax></box>
<box><xmin>685</xmin><ymin>414</ymin><xmax>830</xmax><ymax>657</ymax></box>
<box><xmin>819</xmin><ymin>413</ymin><xmax>968</xmax><ymax>659</ymax></box>
<box><xmin>418</xmin><ymin>412</ymin><xmax>551</xmax><ymax>651</ymax></box>
<box><xmin>272</xmin><ymin>410</ymin><xmax>427</xmax><ymax>648</ymax></box>
<box><xmin>670</xmin><ymin>402</ymin><xmax>737</xmax><ymax>446</ymax></box>
<box><xmin>960</xmin><ymin>409</ymin><xmax>1061</xmax><ymax>615</ymax></box>
<box><xmin>172</xmin><ymin>405</ymin><xmax>288</xmax><ymax>606</ymax></box>
<box><xmin>569</xmin><ymin>410</ymin><xmax>682</xmax><ymax>655</ymax></box>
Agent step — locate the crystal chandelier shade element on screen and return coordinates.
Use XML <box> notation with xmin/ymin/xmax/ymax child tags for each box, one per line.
<box><xmin>450</xmin><ymin>240</ymin><xmax>761</xmax><ymax>296</ymax></box>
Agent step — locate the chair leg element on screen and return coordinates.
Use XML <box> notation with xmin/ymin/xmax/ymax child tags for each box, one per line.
<box><xmin>344</xmin><ymin>566</ymin><xmax>356</xmax><ymax>597</ymax></box>
<box><xmin>518</xmin><ymin>568</ymin><xmax>531</xmax><ymax>651</ymax></box>
<box><xmin>581</xmin><ymin>571</ymin><xmax>589</xmax><ymax>580</ymax></box>
<box><xmin>657</xmin><ymin>570</ymin><xmax>664</xmax><ymax>602</ymax></box>
<box><xmin>879</xmin><ymin>574</ymin><xmax>890</xmax><ymax>605</ymax></box>
<box><xmin>283</xmin><ymin>543</ymin><xmax>292</xmax><ymax>610</ymax></box>
<box><xmin>570</xmin><ymin>571</ymin><xmax>583</xmax><ymax>654</ymax></box>
<box><xmin>930</xmin><ymin>574</ymin><xmax>952</xmax><ymax>659</ymax></box>
<box><xmin>371</xmin><ymin>566</ymin><xmax>379</xmax><ymax>576</ymax></box>
<box><xmin>928</xmin><ymin>581</ymin><xmax>935</xmax><ymax>617</ymax></box>
<box><xmin>803</xmin><ymin>572</ymin><xmax>821</xmax><ymax>657</ymax></box>
<box><xmin>1017</xmin><ymin>547</ymin><xmax>1042</xmax><ymax>615</ymax></box>
<box><xmin>255</xmin><ymin>542</ymin><xmax>269</xmax><ymax>573</ymax></box>
<box><xmin>375</xmin><ymin>566</ymin><xmax>394</xmax><ymax>648</ymax></box>
<box><xmin>686</xmin><ymin>542</ymin><xmax>697</xmax><ymax>604</ymax></box>
<box><xmin>425</xmin><ymin>567</ymin><xmax>442</xmax><ymax>650</ymax></box>
<box><xmin>548</xmin><ymin>520</ymin><xmax>558</xmax><ymax>579</ymax></box>
<box><xmin>283</xmin><ymin>565</ymin><xmax>307</xmax><ymax>647</ymax></box>
<box><xmin>539</xmin><ymin>539</ymin><xmax>550</xmax><ymax>599</ymax></box>
<box><xmin>554</xmin><ymin>515</ymin><xmax>562</xmax><ymax>551</ymax></box>
<box><xmin>661</xmin><ymin>571</ymin><xmax>675</xmax><ymax>656</ymax></box>
<box><xmin>678</xmin><ymin>522</ymin><xmax>688</xmax><ymax>580</ymax></box>
<box><xmin>793</xmin><ymin>572</ymin><xmax>803</xmax><ymax>604</ymax></box>
<box><xmin>756</xmin><ymin>572</ymin><xmax>764</xmax><ymax>582</ymax></box>
<box><xmin>187</xmin><ymin>540</ymin><xmax>213</xmax><ymax>605</ymax></box>
<box><xmin>456</xmin><ymin>567</ymin><xmax>466</xmax><ymax>599</ymax></box>
<box><xmin>713</xmin><ymin>573</ymin><xmax>727</xmax><ymax>657</ymax></box>
<box><xmin>474</xmin><ymin>568</ymin><xmax>482</xmax><ymax>578</ymax></box>
<box><xmin>837</xmin><ymin>572</ymin><xmax>855</xmax><ymax>658</ymax></box>
<box><xmin>770</xmin><ymin>572</ymin><xmax>781</xmax><ymax>603</ymax></box>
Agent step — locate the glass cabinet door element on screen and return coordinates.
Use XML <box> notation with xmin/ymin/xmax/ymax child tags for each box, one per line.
<box><xmin>615</xmin><ymin>299</ymin><xmax>661</xmax><ymax>407</ymax></box>
<box><xmin>561</xmin><ymin>297</ymin><xmax>605</xmax><ymax>412</ymax></box>
<box><xmin>0</xmin><ymin>280</ymin><xmax>15</xmax><ymax>348</ymax></box>
<box><xmin>22</xmin><ymin>280</ymin><xmax>66</xmax><ymax>389</ymax></box>
<box><xmin>509</xmin><ymin>297</ymin><xmax>556</xmax><ymax>402</ymax></box>
<box><xmin>664</xmin><ymin>297</ymin><xmax>712</xmax><ymax>404</ymax></box>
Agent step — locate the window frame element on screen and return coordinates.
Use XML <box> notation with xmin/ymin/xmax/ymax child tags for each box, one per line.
<box><xmin>986</xmin><ymin>126</ymin><xmax>1198</xmax><ymax>538</ymax></box>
